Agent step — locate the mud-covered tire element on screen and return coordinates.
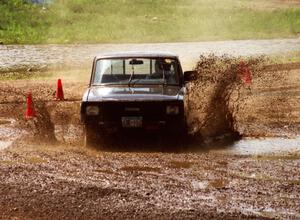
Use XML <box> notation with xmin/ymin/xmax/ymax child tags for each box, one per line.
<box><xmin>83</xmin><ymin>125</ymin><xmax>98</xmax><ymax>148</ymax></box>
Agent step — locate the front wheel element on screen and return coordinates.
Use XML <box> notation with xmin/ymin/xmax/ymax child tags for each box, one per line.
<box><xmin>83</xmin><ymin>124</ymin><xmax>98</xmax><ymax>148</ymax></box>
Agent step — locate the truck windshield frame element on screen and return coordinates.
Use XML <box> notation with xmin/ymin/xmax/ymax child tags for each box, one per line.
<box><xmin>91</xmin><ymin>57</ymin><xmax>181</xmax><ymax>86</ymax></box>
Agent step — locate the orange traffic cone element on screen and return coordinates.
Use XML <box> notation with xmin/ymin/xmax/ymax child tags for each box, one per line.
<box><xmin>55</xmin><ymin>79</ymin><xmax>64</xmax><ymax>100</ymax></box>
<box><xmin>25</xmin><ymin>92</ymin><xmax>36</xmax><ymax>119</ymax></box>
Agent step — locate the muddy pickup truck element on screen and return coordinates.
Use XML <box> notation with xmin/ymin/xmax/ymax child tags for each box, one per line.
<box><xmin>80</xmin><ymin>52</ymin><xmax>194</xmax><ymax>146</ymax></box>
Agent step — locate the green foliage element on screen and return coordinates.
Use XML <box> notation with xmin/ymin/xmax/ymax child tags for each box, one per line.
<box><xmin>0</xmin><ymin>0</ymin><xmax>48</xmax><ymax>43</ymax></box>
<box><xmin>0</xmin><ymin>0</ymin><xmax>299</xmax><ymax>44</ymax></box>
<box><xmin>272</xmin><ymin>50</ymin><xmax>300</xmax><ymax>63</ymax></box>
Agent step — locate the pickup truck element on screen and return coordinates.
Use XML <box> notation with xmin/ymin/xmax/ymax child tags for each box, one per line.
<box><xmin>80</xmin><ymin>52</ymin><xmax>194</xmax><ymax>147</ymax></box>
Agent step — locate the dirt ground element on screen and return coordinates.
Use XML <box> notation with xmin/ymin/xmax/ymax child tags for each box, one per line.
<box><xmin>0</xmin><ymin>60</ymin><xmax>299</xmax><ymax>219</ymax></box>
<box><xmin>0</xmin><ymin>140</ymin><xmax>299</xmax><ymax>220</ymax></box>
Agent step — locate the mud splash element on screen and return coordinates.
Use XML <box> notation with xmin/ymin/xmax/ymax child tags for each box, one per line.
<box><xmin>26</xmin><ymin>103</ymin><xmax>56</xmax><ymax>142</ymax></box>
<box><xmin>18</xmin><ymin>101</ymin><xmax>83</xmax><ymax>144</ymax></box>
<box><xmin>187</xmin><ymin>54</ymin><xmax>298</xmax><ymax>139</ymax></box>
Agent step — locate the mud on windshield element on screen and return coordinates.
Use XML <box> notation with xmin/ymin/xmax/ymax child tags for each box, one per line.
<box><xmin>92</xmin><ymin>58</ymin><xmax>180</xmax><ymax>86</ymax></box>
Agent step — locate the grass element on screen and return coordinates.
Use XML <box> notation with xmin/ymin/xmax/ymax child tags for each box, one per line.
<box><xmin>232</xmin><ymin>171</ymin><xmax>300</xmax><ymax>184</ymax></box>
<box><xmin>0</xmin><ymin>0</ymin><xmax>299</xmax><ymax>44</ymax></box>
<box><xmin>0</xmin><ymin>156</ymin><xmax>47</xmax><ymax>165</ymax></box>
<box><xmin>272</xmin><ymin>50</ymin><xmax>300</xmax><ymax>63</ymax></box>
<box><xmin>253</xmin><ymin>153</ymin><xmax>300</xmax><ymax>161</ymax></box>
<box><xmin>0</xmin><ymin>69</ymin><xmax>90</xmax><ymax>81</ymax></box>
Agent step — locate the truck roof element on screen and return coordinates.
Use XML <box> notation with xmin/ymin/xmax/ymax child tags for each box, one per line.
<box><xmin>95</xmin><ymin>51</ymin><xmax>179</xmax><ymax>59</ymax></box>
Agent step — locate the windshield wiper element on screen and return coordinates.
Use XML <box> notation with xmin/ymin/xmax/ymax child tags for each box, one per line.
<box><xmin>128</xmin><ymin>65</ymin><xmax>135</xmax><ymax>87</ymax></box>
<box><xmin>92</xmin><ymin>80</ymin><xmax>129</xmax><ymax>86</ymax></box>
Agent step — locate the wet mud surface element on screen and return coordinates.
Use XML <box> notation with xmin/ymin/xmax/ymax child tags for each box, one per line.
<box><xmin>0</xmin><ymin>53</ymin><xmax>300</xmax><ymax>218</ymax></box>
<box><xmin>0</xmin><ymin>140</ymin><xmax>299</xmax><ymax>219</ymax></box>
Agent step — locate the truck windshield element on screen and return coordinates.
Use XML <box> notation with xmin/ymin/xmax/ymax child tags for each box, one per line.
<box><xmin>92</xmin><ymin>58</ymin><xmax>180</xmax><ymax>86</ymax></box>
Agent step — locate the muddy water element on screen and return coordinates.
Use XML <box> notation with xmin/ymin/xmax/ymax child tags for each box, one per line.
<box><xmin>1</xmin><ymin>116</ymin><xmax>300</xmax><ymax>156</ymax></box>
<box><xmin>211</xmin><ymin>137</ymin><xmax>300</xmax><ymax>155</ymax></box>
<box><xmin>0</xmin><ymin>118</ymin><xmax>21</xmax><ymax>150</ymax></box>
<box><xmin>1</xmin><ymin>38</ymin><xmax>300</xmax><ymax>71</ymax></box>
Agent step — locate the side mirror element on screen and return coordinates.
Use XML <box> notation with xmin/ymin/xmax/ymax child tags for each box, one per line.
<box><xmin>184</xmin><ymin>70</ymin><xmax>197</xmax><ymax>82</ymax></box>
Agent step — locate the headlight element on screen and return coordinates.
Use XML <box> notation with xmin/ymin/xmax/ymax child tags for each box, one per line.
<box><xmin>86</xmin><ymin>106</ymin><xmax>99</xmax><ymax>116</ymax></box>
<box><xmin>166</xmin><ymin>105</ymin><xmax>179</xmax><ymax>115</ymax></box>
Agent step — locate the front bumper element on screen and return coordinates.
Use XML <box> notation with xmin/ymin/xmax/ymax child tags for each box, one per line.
<box><xmin>81</xmin><ymin>100</ymin><xmax>186</xmax><ymax>133</ymax></box>
<box><xmin>84</xmin><ymin>118</ymin><xmax>185</xmax><ymax>134</ymax></box>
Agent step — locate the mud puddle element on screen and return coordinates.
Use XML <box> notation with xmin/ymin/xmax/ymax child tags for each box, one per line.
<box><xmin>208</xmin><ymin>136</ymin><xmax>300</xmax><ymax>155</ymax></box>
<box><xmin>1</xmin><ymin>118</ymin><xmax>299</xmax><ymax>157</ymax></box>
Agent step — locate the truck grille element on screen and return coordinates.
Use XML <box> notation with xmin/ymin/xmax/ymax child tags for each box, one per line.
<box><xmin>101</xmin><ymin>101</ymin><xmax>169</xmax><ymax>121</ymax></box>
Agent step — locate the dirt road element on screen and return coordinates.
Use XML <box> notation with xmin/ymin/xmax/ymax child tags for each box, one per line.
<box><xmin>0</xmin><ymin>137</ymin><xmax>300</xmax><ymax>219</ymax></box>
<box><xmin>1</xmin><ymin>38</ymin><xmax>300</xmax><ymax>71</ymax></box>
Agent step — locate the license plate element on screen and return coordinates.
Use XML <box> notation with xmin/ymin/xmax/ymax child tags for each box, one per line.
<box><xmin>121</xmin><ymin>117</ymin><xmax>143</xmax><ymax>128</ymax></box>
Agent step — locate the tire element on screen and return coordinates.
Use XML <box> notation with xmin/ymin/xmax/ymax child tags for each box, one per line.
<box><xmin>83</xmin><ymin>124</ymin><xmax>98</xmax><ymax>148</ymax></box>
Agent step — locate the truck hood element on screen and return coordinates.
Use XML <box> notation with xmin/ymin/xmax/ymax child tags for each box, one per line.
<box><xmin>84</xmin><ymin>85</ymin><xmax>184</xmax><ymax>102</ymax></box>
